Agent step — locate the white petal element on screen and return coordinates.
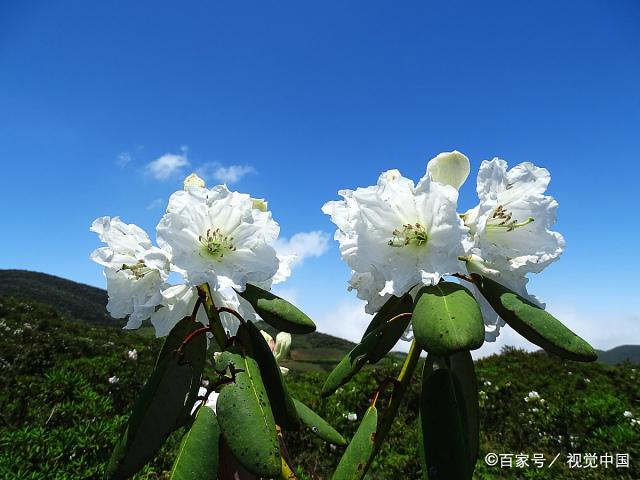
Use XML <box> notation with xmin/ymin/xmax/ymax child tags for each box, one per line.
<box><xmin>418</xmin><ymin>150</ymin><xmax>470</xmax><ymax>191</ymax></box>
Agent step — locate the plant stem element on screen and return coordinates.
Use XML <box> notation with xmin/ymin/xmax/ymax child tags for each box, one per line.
<box><xmin>363</xmin><ymin>339</ymin><xmax>421</xmax><ymax>475</ymax></box>
<box><xmin>197</xmin><ymin>283</ymin><xmax>229</xmax><ymax>348</ymax></box>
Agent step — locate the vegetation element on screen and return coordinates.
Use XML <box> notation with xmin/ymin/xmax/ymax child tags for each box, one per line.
<box><xmin>0</xmin><ymin>271</ymin><xmax>638</xmax><ymax>479</ymax></box>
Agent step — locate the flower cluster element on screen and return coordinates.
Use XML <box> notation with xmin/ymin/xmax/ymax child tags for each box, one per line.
<box><xmin>90</xmin><ymin>174</ymin><xmax>292</xmax><ymax>337</ymax></box>
<box><xmin>323</xmin><ymin>151</ymin><xmax>564</xmax><ymax>341</ymax></box>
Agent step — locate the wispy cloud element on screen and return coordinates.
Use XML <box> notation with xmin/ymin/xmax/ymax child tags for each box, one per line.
<box><xmin>146</xmin><ymin>152</ymin><xmax>189</xmax><ymax>181</ymax></box>
<box><xmin>197</xmin><ymin>162</ymin><xmax>256</xmax><ymax>185</ymax></box>
<box><xmin>273</xmin><ymin>231</ymin><xmax>330</xmax><ymax>268</ymax></box>
<box><xmin>116</xmin><ymin>152</ymin><xmax>132</xmax><ymax>168</ymax></box>
<box><xmin>317</xmin><ymin>298</ymin><xmax>372</xmax><ymax>344</ymax></box>
<box><xmin>146</xmin><ymin>198</ymin><xmax>164</xmax><ymax>210</ymax></box>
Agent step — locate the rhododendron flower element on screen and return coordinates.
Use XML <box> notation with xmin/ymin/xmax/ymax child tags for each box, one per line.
<box><xmin>463</xmin><ymin>158</ymin><xmax>564</xmax><ymax>275</ymax></box>
<box><xmin>322</xmin><ymin>168</ymin><xmax>467</xmax><ymax>307</ymax></box>
<box><xmin>462</xmin><ymin>159</ymin><xmax>564</xmax><ymax>340</ymax></box>
<box><xmin>90</xmin><ymin>217</ymin><xmax>170</xmax><ymax>329</ymax></box>
<box><xmin>157</xmin><ymin>184</ymin><xmax>283</xmax><ymax>291</ymax></box>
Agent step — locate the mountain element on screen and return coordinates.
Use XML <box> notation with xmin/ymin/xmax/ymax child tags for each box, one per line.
<box><xmin>2</xmin><ymin>269</ymin><xmax>639</xmax><ymax>368</ymax></box>
<box><xmin>0</xmin><ymin>269</ymin><xmax>111</xmax><ymax>325</ymax></box>
<box><xmin>0</xmin><ymin>269</ymin><xmax>356</xmax><ymax>371</ymax></box>
<box><xmin>596</xmin><ymin>345</ymin><xmax>640</xmax><ymax>365</ymax></box>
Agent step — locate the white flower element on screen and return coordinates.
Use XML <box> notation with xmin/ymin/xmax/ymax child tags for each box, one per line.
<box><xmin>157</xmin><ymin>185</ymin><xmax>283</xmax><ymax>291</ymax></box>
<box><xmin>623</xmin><ymin>411</ymin><xmax>633</xmax><ymax>418</ymax></box>
<box><xmin>343</xmin><ymin>412</ymin><xmax>358</xmax><ymax>422</ymax></box>
<box><xmin>463</xmin><ymin>158</ymin><xmax>564</xmax><ymax>275</ymax></box>
<box><xmin>462</xmin><ymin>159</ymin><xmax>564</xmax><ymax>340</ymax></box>
<box><xmin>127</xmin><ymin>349</ymin><xmax>138</xmax><ymax>360</ymax></box>
<box><xmin>524</xmin><ymin>391</ymin><xmax>540</xmax><ymax>402</ymax></box>
<box><xmin>150</xmin><ymin>284</ymin><xmax>256</xmax><ymax>338</ymax></box>
<box><xmin>322</xmin><ymin>168</ymin><xmax>467</xmax><ymax>307</ymax></box>
<box><xmin>108</xmin><ymin>376</ymin><xmax>119</xmax><ymax>385</ymax></box>
<box><xmin>191</xmin><ymin>386</ymin><xmax>219</xmax><ymax>415</ymax></box>
<box><xmin>90</xmin><ymin>217</ymin><xmax>170</xmax><ymax>329</ymax></box>
<box><xmin>183</xmin><ymin>173</ymin><xmax>205</xmax><ymax>190</ymax></box>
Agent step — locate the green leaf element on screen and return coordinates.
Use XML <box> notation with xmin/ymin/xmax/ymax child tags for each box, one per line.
<box><xmin>105</xmin><ymin>359</ymin><xmax>197</xmax><ymax>479</ymax></box>
<box><xmin>170</xmin><ymin>407</ymin><xmax>220</xmax><ymax>480</ymax></box>
<box><xmin>238</xmin><ymin>283</ymin><xmax>316</xmax><ymax>334</ymax></box>
<box><xmin>292</xmin><ymin>398</ymin><xmax>346</xmax><ymax>446</ymax></box>
<box><xmin>473</xmin><ymin>275</ymin><xmax>597</xmax><ymax>362</ymax></box>
<box><xmin>332</xmin><ymin>406</ymin><xmax>378</xmax><ymax>480</ymax></box>
<box><xmin>105</xmin><ymin>319</ymin><xmax>207</xmax><ymax>480</ymax></box>
<box><xmin>215</xmin><ymin>350</ymin><xmax>281</xmax><ymax>477</ymax></box>
<box><xmin>361</xmin><ymin>293</ymin><xmax>413</xmax><ymax>338</ymax></box>
<box><xmin>419</xmin><ymin>356</ymin><xmax>471</xmax><ymax>480</ymax></box>
<box><xmin>236</xmin><ymin>321</ymin><xmax>299</xmax><ymax>429</ymax></box>
<box><xmin>322</xmin><ymin>308</ymin><xmax>415</xmax><ymax>397</ymax></box>
<box><xmin>321</xmin><ymin>327</ymin><xmax>385</xmax><ymax>397</ymax></box>
<box><xmin>412</xmin><ymin>282</ymin><xmax>484</xmax><ymax>355</ymax></box>
<box><xmin>362</xmin><ymin>293</ymin><xmax>414</xmax><ymax>364</ymax></box>
<box><xmin>448</xmin><ymin>351</ymin><xmax>479</xmax><ymax>469</ymax></box>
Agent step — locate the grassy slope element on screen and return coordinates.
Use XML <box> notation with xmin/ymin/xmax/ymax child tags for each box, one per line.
<box><xmin>0</xmin><ymin>296</ymin><xmax>638</xmax><ymax>479</ymax></box>
<box><xmin>0</xmin><ymin>270</ymin><xmax>639</xmax><ymax>479</ymax></box>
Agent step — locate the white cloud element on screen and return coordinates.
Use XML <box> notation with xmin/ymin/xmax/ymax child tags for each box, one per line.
<box><xmin>146</xmin><ymin>153</ymin><xmax>189</xmax><ymax>181</ymax></box>
<box><xmin>197</xmin><ymin>162</ymin><xmax>256</xmax><ymax>185</ymax></box>
<box><xmin>116</xmin><ymin>152</ymin><xmax>132</xmax><ymax>168</ymax></box>
<box><xmin>273</xmin><ymin>231</ymin><xmax>330</xmax><ymax>268</ymax></box>
<box><xmin>317</xmin><ymin>298</ymin><xmax>372</xmax><ymax>344</ymax></box>
<box><xmin>146</xmin><ymin>198</ymin><xmax>163</xmax><ymax>210</ymax></box>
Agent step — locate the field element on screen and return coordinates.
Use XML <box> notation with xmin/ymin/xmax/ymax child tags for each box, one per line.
<box><xmin>0</xmin><ymin>271</ymin><xmax>638</xmax><ymax>479</ymax></box>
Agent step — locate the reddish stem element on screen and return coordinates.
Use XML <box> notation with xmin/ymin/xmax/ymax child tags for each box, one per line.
<box><xmin>176</xmin><ymin>326</ymin><xmax>212</xmax><ymax>354</ymax></box>
<box><xmin>216</xmin><ymin>306</ymin><xmax>247</xmax><ymax>325</ymax></box>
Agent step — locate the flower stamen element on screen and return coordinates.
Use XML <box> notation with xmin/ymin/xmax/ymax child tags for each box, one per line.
<box><xmin>388</xmin><ymin>223</ymin><xmax>429</xmax><ymax>248</ymax></box>
<box><xmin>120</xmin><ymin>260</ymin><xmax>153</xmax><ymax>279</ymax></box>
<box><xmin>199</xmin><ymin>228</ymin><xmax>236</xmax><ymax>259</ymax></box>
<box><xmin>486</xmin><ymin>205</ymin><xmax>534</xmax><ymax>232</ymax></box>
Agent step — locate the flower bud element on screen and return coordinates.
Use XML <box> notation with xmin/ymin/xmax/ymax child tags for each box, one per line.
<box><xmin>260</xmin><ymin>330</ymin><xmax>276</xmax><ymax>352</ymax></box>
<box><xmin>274</xmin><ymin>332</ymin><xmax>292</xmax><ymax>361</ymax></box>
<box><xmin>426</xmin><ymin>150</ymin><xmax>470</xmax><ymax>190</ymax></box>
<box><xmin>251</xmin><ymin>198</ymin><xmax>269</xmax><ymax>212</ymax></box>
<box><xmin>183</xmin><ymin>173</ymin><xmax>205</xmax><ymax>190</ymax></box>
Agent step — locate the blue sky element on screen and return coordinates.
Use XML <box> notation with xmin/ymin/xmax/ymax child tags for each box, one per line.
<box><xmin>1</xmin><ymin>1</ymin><xmax>639</xmax><ymax>354</ymax></box>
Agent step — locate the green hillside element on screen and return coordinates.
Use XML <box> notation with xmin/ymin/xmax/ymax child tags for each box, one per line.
<box><xmin>0</xmin><ymin>271</ymin><xmax>639</xmax><ymax>479</ymax></box>
<box><xmin>0</xmin><ymin>269</ymin><xmax>111</xmax><ymax>325</ymax></box>
<box><xmin>597</xmin><ymin>346</ymin><xmax>640</xmax><ymax>365</ymax></box>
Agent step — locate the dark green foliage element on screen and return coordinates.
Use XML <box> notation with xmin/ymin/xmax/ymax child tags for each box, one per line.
<box><xmin>0</xmin><ymin>296</ymin><xmax>638</xmax><ymax>479</ymax></box>
<box><xmin>332</xmin><ymin>406</ymin><xmax>377</xmax><ymax>480</ymax></box>
<box><xmin>169</xmin><ymin>407</ymin><xmax>220</xmax><ymax>480</ymax></box>
<box><xmin>237</xmin><ymin>321</ymin><xmax>299</xmax><ymax>429</ymax></box>
<box><xmin>214</xmin><ymin>349</ymin><xmax>281</xmax><ymax>477</ymax></box>
<box><xmin>420</xmin><ymin>357</ymin><xmax>471</xmax><ymax>479</ymax></box>
<box><xmin>293</xmin><ymin>398</ymin><xmax>346</xmax><ymax>446</ymax></box>
<box><xmin>412</xmin><ymin>282</ymin><xmax>484</xmax><ymax>355</ymax></box>
<box><xmin>473</xmin><ymin>275</ymin><xmax>597</xmax><ymax>361</ymax></box>
<box><xmin>238</xmin><ymin>283</ymin><xmax>316</xmax><ymax>333</ymax></box>
<box><xmin>105</xmin><ymin>318</ymin><xmax>207</xmax><ymax>479</ymax></box>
